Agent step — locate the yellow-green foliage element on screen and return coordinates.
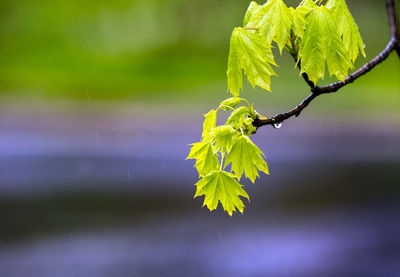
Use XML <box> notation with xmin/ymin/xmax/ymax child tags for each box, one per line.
<box><xmin>227</xmin><ymin>0</ymin><xmax>365</xmax><ymax>92</ymax></box>
<box><xmin>189</xmin><ymin>0</ymin><xmax>365</xmax><ymax>215</ymax></box>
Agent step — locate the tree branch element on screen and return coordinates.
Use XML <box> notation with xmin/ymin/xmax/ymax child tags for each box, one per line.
<box><xmin>254</xmin><ymin>0</ymin><xmax>399</xmax><ymax>128</ymax></box>
<box><xmin>317</xmin><ymin>38</ymin><xmax>398</xmax><ymax>94</ymax></box>
<box><xmin>387</xmin><ymin>0</ymin><xmax>400</xmax><ymax>56</ymax></box>
<box><xmin>387</xmin><ymin>0</ymin><xmax>400</xmax><ymax>44</ymax></box>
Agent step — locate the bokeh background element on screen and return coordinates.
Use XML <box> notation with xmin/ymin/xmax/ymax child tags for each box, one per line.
<box><xmin>0</xmin><ymin>0</ymin><xmax>399</xmax><ymax>276</ymax></box>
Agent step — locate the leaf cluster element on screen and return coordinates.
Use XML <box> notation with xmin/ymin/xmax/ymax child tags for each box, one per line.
<box><xmin>187</xmin><ymin>98</ymin><xmax>269</xmax><ymax>215</ymax></box>
<box><xmin>188</xmin><ymin>0</ymin><xmax>366</xmax><ymax>216</ymax></box>
<box><xmin>228</xmin><ymin>0</ymin><xmax>365</xmax><ymax>95</ymax></box>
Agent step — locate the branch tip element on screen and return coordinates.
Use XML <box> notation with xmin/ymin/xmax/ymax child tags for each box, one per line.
<box><xmin>255</xmin><ymin>0</ymin><xmax>399</xmax><ymax>128</ymax></box>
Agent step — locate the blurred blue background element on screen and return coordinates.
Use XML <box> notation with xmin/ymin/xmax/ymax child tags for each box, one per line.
<box><xmin>0</xmin><ymin>0</ymin><xmax>399</xmax><ymax>276</ymax></box>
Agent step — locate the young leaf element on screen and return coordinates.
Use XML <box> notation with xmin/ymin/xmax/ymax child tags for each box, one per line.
<box><xmin>187</xmin><ymin>141</ymin><xmax>220</xmax><ymax>177</ymax></box>
<box><xmin>226</xmin><ymin>106</ymin><xmax>251</xmax><ymax>128</ymax></box>
<box><xmin>202</xmin><ymin>109</ymin><xmax>217</xmax><ymax>138</ymax></box>
<box><xmin>227</xmin><ymin>27</ymin><xmax>277</xmax><ymax>96</ymax></box>
<box><xmin>194</xmin><ymin>170</ymin><xmax>250</xmax><ymax>216</ymax></box>
<box><xmin>324</xmin><ymin>7</ymin><xmax>354</xmax><ymax>81</ymax></box>
<box><xmin>219</xmin><ymin>97</ymin><xmax>243</xmax><ymax>111</ymax></box>
<box><xmin>242</xmin><ymin>118</ymin><xmax>258</xmax><ymax>135</ymax></box>
<box><xmin>225</xmin><ymin>135</ymin><xmax>269</xmax><ymax>183</ymax></box>
<box><xmin>292</xmin><ymin>5</ymin><xmax>314</xmax><ymax>39</ymax></box>
<box><xmin>298</xmin><ymin>6</ymin><xmax>352</xmax><ymax>85</ymax></box>
<box><xmin>227</xmin><ymin>31</ymin><xmax>243</xmax><ymax>97</ymax></box>
<box><xmin>211</xmin><ymin>126</ymin><xmax>236</xmax><ymax>153</ymax></box>
<box><xmin>326</xmin><ymin>0</ymin><xmax>366</xmax><ymax>62</ymax></box>
<box><xmin>243</xmin><ymin>1</ymin><xmax>260</xmax><ymax>26</ymax></box>
<box><xmin>246</xmin><ymin>0</ymin><xmax>293</xmax><ymax>53</ymax></box>
<box><xmin>297</xmin><ymin>7</ymin><xmax>326</xmax><ymax>84</ymax></box>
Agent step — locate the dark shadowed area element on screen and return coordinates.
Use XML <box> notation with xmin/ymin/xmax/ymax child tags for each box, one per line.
<box><xmin>0</xmin><ymin>0</ymin><xmax>399</xmax><ymax>276</ymax></box>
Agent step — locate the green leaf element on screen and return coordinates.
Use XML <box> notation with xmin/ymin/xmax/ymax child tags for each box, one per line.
<box><xmin>194</xmin><ymin>170</ymin><xmax>250</xmax><ymax>216</ymax></box>
<box><xmin>326</xmin><ymin>0</ymin><xmax>366</xmax><ymax>62</ymax></box>
<box><xmin>292</xmin><ymin>5</ymin><xmax>314</xmax><ymax>39</ymax></box>
<box><xmin>225</xmin><ymin>135</ymin><xmax>269</xmax><ymax>183</ymax></box>
<box><xmin>246</xmin><ymin>0</ymin><xmax>293</xmax><ymax>53</ymax></box>
<box><xmin>211</xmin><ymin>126</ymin><xmax>236</xmax><ymax>153</ymax></box>
<box><xmin>323</xmin><ymin>7</ymin><xmax>354</xmax><ymax>81</ymax></box>
<box><xmin>227</xmin><ymin>27</ymin><xmax>277</xmax><ymax>96</ymax></box>
<box><xmin>298</xmin><ymin>6</ymin><xmax>352</xmax><ymax>85</ymax></box>
<box><xmin>288</xmin><ymin>7</ymin><xmax>295</xmax><ymax>20</ymax></box>
<box><xmin>226</xmin><ymin>106</ymin><xmax>251</xmax><ymax>128</ymax></box>
<box><xmin>227</xmin><ymin>32</ymin><xmax>243</xmax><ymax>97</ymax></box>
<box><xmin>187</xmin><ymin>141</ymin><xmax>220</xmax><ymax>177</ymax></box>
<box><xmin>298</xmin><ymin>7</ymin><xmax>325</xmax><ymax>84</ymax></box>
<box><xmin>219</xmin><ymin>97</ymin><xmax>243</xmax><ymax>111</ymax></box>
<box><xmin>201</xmin><ymin>109</ymin><xmax>217</xmax><ymax>138</ymax></box>
<box><xmin>243</xmin><ymin>1</ymin><xmax>260</xmax><ymax>26</ymax></box>
<box><xmin>292</xmin><ymin>0</ymin><xmax>317</xmax><ymax>40</ymax></box>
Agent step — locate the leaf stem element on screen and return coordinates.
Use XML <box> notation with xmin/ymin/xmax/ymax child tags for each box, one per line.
<box><xmin>220</xmin><ymin>153</ymin><xmax>226</xmax><ymax>170</ymax></box>
<box><xmin>240</xmin><ymin>127</ymin><xmax>245</xmax><ymax>137</ymax></box>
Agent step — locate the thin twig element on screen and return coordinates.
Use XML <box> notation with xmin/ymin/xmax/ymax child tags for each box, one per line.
<box><xmin>254</xmin><ymin>0</ymin><xmax>399</xmax><ymax>128</ymax></box>
<box><xmin>387</xmin><ymin>0</ymin><xmax>400</xmax><ymax>56</ymax></box>
<box><xmin>387</xmin><ymin>0</ymin><xmax>399</xmax><ymax>40</ymax></box>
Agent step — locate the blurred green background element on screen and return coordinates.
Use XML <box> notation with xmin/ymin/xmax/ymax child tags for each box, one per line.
<box><xmin>0</xmin><ymin>0</ymin><xmax>398</xmax><ymax>113</ymax></box>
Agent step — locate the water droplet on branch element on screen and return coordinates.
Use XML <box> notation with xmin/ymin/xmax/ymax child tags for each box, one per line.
<box><xmin>273</xmin><ymin>122</ymin><xmax>283</xmax><ymax>129</ymax></box>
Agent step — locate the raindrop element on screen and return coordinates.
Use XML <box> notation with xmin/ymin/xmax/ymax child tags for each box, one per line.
<box><xmin>273</xmin><ymin>122</ymin><xmax>283</xmax><ymax>129</ymax></box>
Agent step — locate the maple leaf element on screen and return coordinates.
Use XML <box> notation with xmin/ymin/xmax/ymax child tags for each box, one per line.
<box><xmin>201</xmin><ymin>109</ymin><xmax>217</xmax><ymax>138</ymax></box>
<box><xmin>194</xmin><ymin>170</ymin><xmax>249</xmax><ymax>216</ymax></box>
<box><xmin>298</xmin><ymin>6</ymin><xmax>353</xmax><ymax>85</ymax></box>
<box><xmin>219</xmin><ymin>97</ymin><xmax>243</xmax><ymax>111</ymax></box>
<box><xmin>225</xmin><ymin>135</ymin><xmax>269</xmax><ymax>183</ymax></box>
<box><xmin>326</xmin><ymin>0</ymin><xmax>366</xmax><ymax>62</ymax></box>
<box><xmin>227</xmin><ymin>27</ymin><xmax>277</xmax><ymax>97</ymax></box>
<box><xmin>225</xmin><ymin>106</ymin><xmax>251</xmax><ymax>129</ymax></box>
<box><xmin>243</xmin><ymin>1</ymin><xmax>260</xmax><ymax>26</ymax></box>
<box><xmin>246</xmin><ymin>0</ymin><xmax>293</xmax><ymax>53</ymax></box>
<box><xmin>292</xmin><ymin>4</ymin><xmax>315</xmax><ymax>39</ymax></box>
<box><xmin>187</xmin><ymin>141</ymin><xmax>219</xmax><ymax>177</ymax></box>
<box><xmin>211</xmin><ymin>125</ymin><xmax>236</xmax><ymax>153</ymax></box>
